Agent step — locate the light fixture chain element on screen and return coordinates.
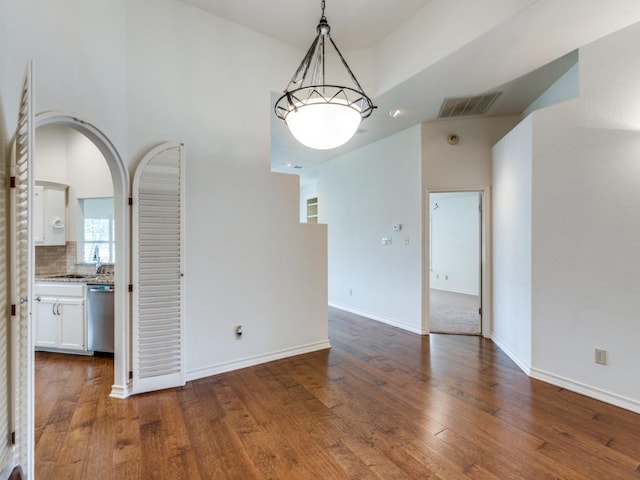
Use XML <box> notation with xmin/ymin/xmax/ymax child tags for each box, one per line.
<box><xmin>321</xmin><ymin>0</ymin><xmax>325</xmax><ymax>18</ymax></box>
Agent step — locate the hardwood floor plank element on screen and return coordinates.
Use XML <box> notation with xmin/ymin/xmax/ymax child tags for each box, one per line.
<box><xmin>35</xmin><ymin>309</ymin><xmax>640</xmax><ymax>479</ymax></box>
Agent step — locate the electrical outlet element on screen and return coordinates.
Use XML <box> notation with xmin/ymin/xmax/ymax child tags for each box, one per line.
<box><xmin>594</xmin><ymin>348</ymin><xmax>607</xmax><ymax>365</ymax></box>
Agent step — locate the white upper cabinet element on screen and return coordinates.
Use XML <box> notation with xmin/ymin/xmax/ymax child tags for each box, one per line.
<box><xmin>34</xmin><ymin>181</ymin><xmax>67</xmax><ymax>246</ymax></box>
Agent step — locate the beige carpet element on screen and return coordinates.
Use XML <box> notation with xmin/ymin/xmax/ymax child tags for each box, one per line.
<box><xmin>429</xmin><ymin>289</ymin><xmax>481</xmax><ymax>335</ymax></box>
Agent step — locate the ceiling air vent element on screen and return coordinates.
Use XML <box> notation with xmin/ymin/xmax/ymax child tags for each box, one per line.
<box><xmin>438</xmin><ymin>92</ymin><xmax>501</xmax><ymax>119</ymax></box>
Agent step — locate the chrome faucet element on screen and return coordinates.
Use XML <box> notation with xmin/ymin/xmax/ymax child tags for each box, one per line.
<box><xmin>92</xmin><ymin>245</ymin><xmax>101</xmax><ymax>272</ymax></box>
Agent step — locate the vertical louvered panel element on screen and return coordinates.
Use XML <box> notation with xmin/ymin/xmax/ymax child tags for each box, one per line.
<box><xmin>132</xmin><ymin>143</ymin><xmax>185</xmax><ymax>394</ymax></box>
<box><xmin>0</xmin><ymin>160</ymin><xmax>9</xmax><ymax>474</ymax></box>
<box><xmin>8</xmin><ymin>62</ymin><xmax>35</xmax><ymax>477</ymax></box>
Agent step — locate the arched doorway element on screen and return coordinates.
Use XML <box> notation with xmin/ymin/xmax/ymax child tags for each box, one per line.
<box><xmin>34</xmin><ymin>112</ymin><xmax>130</xmax><ymax>397</ymax></box>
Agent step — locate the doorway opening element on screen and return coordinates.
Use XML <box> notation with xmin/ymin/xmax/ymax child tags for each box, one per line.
<box><xmin>428</xmin><ymin>190</ymin><xmax>483</xmax><ymax>335</ymax></box>
<box><xmin>33</xmin><ymin>113</ymin><xmax>129</xmax><ymax>397</ymax></box>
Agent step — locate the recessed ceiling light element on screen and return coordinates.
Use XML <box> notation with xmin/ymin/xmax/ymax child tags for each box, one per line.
<box><xmin>388</xmin><ymin>108</ymin><xmax>402</xmax><ymax>118</ymax></box>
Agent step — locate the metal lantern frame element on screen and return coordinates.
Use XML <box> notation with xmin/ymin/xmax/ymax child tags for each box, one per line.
<box><xmin>274</xmin><ymin>1</ymin><xmax>376</xmax><ymax>143</ymax></box>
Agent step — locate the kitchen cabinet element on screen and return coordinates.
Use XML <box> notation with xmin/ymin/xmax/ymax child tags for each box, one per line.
<box><xmin>33</xmin><ymin>181</ymin><xmax>67</xmax><ymax>246</ymax></box>
<box><xmin>34</xmin><ymin>283</ymin><xmax>85</xmax><ymax>352</ymax></box>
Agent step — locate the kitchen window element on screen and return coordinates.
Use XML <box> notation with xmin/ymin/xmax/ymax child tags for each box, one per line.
<box><xmin>79</xmin><ymin>197</ymin><xmax>115</xmax><ymax>264</ymax></box>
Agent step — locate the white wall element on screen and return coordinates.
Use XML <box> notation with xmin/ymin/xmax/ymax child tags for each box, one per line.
<box><xmin>318</xmin><ymin>126</ymin><xmax>423</xmax><ymax>333</ymax></box>
<box><xmin>317</xmin><ymin>117</ymin><xmax>516</xmax><ymax>336</ymax></box>
<box><xmin>523</xmin><ymin>61</ymin><xmax>580</xmax><ymax>118</ymax></box>
<box><xmin>33</xmin><ymin>124</ymin><xmax>68</xmax><ymax>183</ymax></box>
<box><xmin>3</xmin><ymin>0</ymin><xmax>128</xmax><ymax>152</ymax></box>
<box><xmin>422</xmin><ymin>116</ymin><xmax>518</xmax><ymax>188</ymax></box>
<box><xmin>34</xmin><ymin>125</ymin><xmax>113</xmax><ymax>242</ymax></box>
<box><xmin>126</xmin><ymin>0</ymin><xmax>329</xmax><ymax>377</ymax></box>
<box><xmin>66</xmin><ymin>129</ymin><xmax>113</xmax><ymax>199</ymax></box>
<box><xmin>66</xmin><ymin>129</ymin><xmax>113</xmax><ymax>243</ymax></box>
<box><xmin>429</xmin><ymin>192</ymin><xmax>480</xmax><ymax>295</ymax></box>
<box><xmin>528</xmin><ymin>22</ymin><xmax>640</xmax><ymax>412</ymax></box>
<box><xmin>491</xmin><ymin>116</ymin><xmax>533</xmax><ymax>372</ymax></box>
<box><xmin>2</xmin><ymin>0</ymin><xmax>329</xmax><ymax>384</ymax></box>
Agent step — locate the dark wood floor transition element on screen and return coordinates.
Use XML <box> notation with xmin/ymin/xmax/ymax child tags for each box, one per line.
<box><xmin>36</xmin><ymin>308</ymin><xmax>640</xmax><ymax>479</ymax></box>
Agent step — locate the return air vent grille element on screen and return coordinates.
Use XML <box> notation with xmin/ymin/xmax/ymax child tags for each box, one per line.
<box><xmin>438</xmin><ymin>92</ymin><xmax>501</xmax><ymax>118</ymax></box>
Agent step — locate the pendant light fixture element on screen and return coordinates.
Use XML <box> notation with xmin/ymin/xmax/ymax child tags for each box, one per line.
<box><xmin>274</xmin><ymin>0</ymin><xmax>376</xmax><ymax>150</ymax></box>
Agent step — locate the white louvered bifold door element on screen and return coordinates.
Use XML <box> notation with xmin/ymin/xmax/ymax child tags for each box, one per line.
<box><xmin>8</xmin><ymin>62</ymin><xmax>35</xmax><ymax>477</ymax></box>
<box><xmin>132</xmin><ymin>143</ymin><xmax>185</xmax><ymax>394</ymax></box>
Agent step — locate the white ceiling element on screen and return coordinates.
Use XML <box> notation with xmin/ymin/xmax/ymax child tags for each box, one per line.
<box><xmin>180</xmin><ymin>0</ymin><xmax>431</xmax><ymax>50</ymax></box>
<box><xmin>179</xmin><ymin>0</ymin><xmax>639</xmax><ymax>174</ymax></box>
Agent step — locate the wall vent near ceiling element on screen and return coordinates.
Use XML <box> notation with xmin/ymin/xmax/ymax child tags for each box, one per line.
<box><xmin>438</xmin><ymin>92</ymin><xmax>501</xmax><ymax>119</ymax></box>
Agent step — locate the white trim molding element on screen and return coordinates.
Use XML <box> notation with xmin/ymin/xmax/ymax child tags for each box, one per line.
<box><xmin>186</xmin><ymin>340</ymin><xmax>331</xmax><ymax>382</ymax></box>
<box><xmin>330</xmin><ymin>303</ymin><xmax>427</xmax><ymax>335</ymax></box>
<box><xmin>108</xmin><ymin>383</ymin><xmax>130</xmax><ymax>400</ymax></box>
<box><xmin>531</xmin><ymin>368</ymin><xmax>640</xmax><ymax>415</ymax></box>
<box><xmin>423</xmin><ymin>186</ymin><xmax>492</xmax><ymax>338</ymax></box>
<box><xmin>490</xmin><ymin>334</ymin><xmax>532</xmax><ymax>376</ymax></box>
<box><xmin>490</xmin><ymin>335</ymin><xmax>640</xmax><ymax>415</ymax></box>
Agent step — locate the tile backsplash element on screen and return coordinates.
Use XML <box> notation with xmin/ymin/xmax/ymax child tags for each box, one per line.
<box><xmin>35</xmin><ymin>242</ymin><xmax>96</xmax><ymax>276</ymax></box>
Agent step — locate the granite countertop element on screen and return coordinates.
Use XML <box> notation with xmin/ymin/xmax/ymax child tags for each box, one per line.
<box><xmin>35</xmin><ymin>273</ymin><xmax>115</xmax><ymax>285</ymax></box>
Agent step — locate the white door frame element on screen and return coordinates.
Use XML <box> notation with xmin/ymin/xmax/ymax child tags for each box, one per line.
<box><xmin>34</xmin><ymin>112</ymin><xmax>131</xmax><ymax>398</ymax></box>
<box><xmin>423</xmin><ymin>186</ymin><xmax>491</xmax><ymax>337</ymax></box>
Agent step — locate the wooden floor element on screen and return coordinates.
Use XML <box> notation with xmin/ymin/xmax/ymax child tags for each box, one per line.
<box><xmin>36</xmin><ymin>308</ymin><xmax>640</xmax><ymax>479</ymax></box>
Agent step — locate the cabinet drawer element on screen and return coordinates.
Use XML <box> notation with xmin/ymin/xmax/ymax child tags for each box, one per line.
<box><xmin>35</xmin><ymin>282</ymin><xmax>85</xmax><ymax>297</ymax></box>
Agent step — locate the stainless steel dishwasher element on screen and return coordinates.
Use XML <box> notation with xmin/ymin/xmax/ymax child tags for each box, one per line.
<box><xmin>86</xmin><ymin>284</ymin><xmax>114</xmax><ymax>354</ymax></box>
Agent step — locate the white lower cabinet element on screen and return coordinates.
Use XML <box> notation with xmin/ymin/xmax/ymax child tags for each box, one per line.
<box><xmin>34</xmin><ymin>297</ymin><xmax>58</xmax><ymax>348</ymax></box>
<box><xmin>34</xmin><ymin>283</ymin><xmax>86</xmax><ymax>352</ymax></box>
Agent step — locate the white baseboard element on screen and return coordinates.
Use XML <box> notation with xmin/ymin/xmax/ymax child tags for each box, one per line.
<box><xmin>109</xmin><ymin>382</ymin><xmax>130</xmax><ymax>399</ymax></box>
<box><xmin>490</xmin><ymin>335</ymin><xmax>640</xmax><ymax>415</ymax></box>
<box><xmin>185</xmin><ymin>340</ymin><xmax>331</xmax><ymax>382</ymax></box>
<box><xmin>329</xmin><ymin>303</ymin><xmax>427</xmax><ymax>335</ymax></box>
<box><xmin>490</xmin><ymin>333</ymin><xmax>532</xmax><ymax>375</ymax></box>
<box><xmin>531</xmin><ymin>368</ymin><xmax>640</xmax><ymax>415</ymax></box>
<box><xmin>430</xmin><ymin>286</ymin><xmax>479</xmax><ymax>296</ymax></box>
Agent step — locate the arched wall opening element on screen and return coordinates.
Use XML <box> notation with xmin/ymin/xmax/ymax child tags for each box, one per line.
<box><xmin>34</xmin><ymin>112</ymin><xmax>130</xmax><ymax>398</ymax></box>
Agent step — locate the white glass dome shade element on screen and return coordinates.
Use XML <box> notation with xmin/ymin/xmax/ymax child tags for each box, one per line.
<box><xmin>285</xmin><ymin>97</ymin><xmax>362</xmax><ymax>150</ymax></box>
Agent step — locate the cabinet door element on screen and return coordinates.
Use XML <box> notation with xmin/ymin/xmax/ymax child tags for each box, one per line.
<box><xmin>34</xmin><ymin>296</ymin><xmax>58</xmax><ymax>348</ymax></box>
<box><xmin>33</xmin><ymin>185</ymin><xmax>44</xmax><ymax>244</ymax></box>
<box><xmin>58</xmin><ymin>298</ymin><xmax>85</xmax><ymax>350</ymax></box>
<box><xmin>44</xmin><ymin>186</ymin><xmax>66</xmax><ymax>246</ymax></box>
